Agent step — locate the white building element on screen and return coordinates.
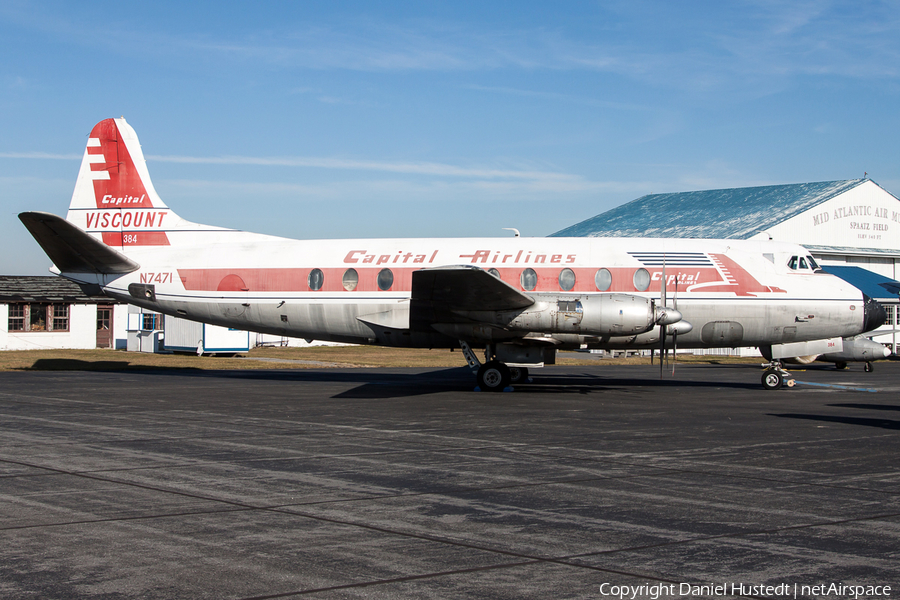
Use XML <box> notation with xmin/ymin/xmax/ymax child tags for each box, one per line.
<box><xmin>0</xmin><ymin>276</ymin><xmax>127</xmax><ymax>350</ymax></box>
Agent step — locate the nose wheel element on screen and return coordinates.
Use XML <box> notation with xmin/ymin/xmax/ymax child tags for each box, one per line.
<box><xmin>761</xmin><ymin>364</ymin><xmax>796</xmax><ymax>390</ymax></box>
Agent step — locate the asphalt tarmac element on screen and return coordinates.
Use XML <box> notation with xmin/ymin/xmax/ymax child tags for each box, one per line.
<box><xmin>0</xmin><ymin>361</ymin><xmax>898</xmax><ymax>599</ymax></box>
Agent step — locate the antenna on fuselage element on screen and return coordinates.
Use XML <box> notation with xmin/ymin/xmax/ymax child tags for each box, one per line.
<box><xmin>502</xmin><ymin>228</ymin><xmax>520</xmax><ymax>237</ymax></box>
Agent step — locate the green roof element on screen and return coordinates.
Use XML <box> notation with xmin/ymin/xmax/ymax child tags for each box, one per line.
<box><xmin>552</xmin><ymin>179</ymin><xmax>877</xmax><ymax>239</ymax></box>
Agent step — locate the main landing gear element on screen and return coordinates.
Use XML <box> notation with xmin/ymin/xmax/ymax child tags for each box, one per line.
<box><xmin>761</xmin><ymin>361</ymin><xmax>796</xmax><ymax>390</ymax></box>
<box><xmin>835</xmin><ymin>361</ymin><xmax>874</xmax><ymax>372</ymax></box>
<box><xmin>477</xmin><ymin>361</ymin><xmax>511</xmax><ymax>392</ymax></box>
<box><xmin>459</xmin><ymin>341</ymin><xmax>530</xmax><ymax>392</ymax></box>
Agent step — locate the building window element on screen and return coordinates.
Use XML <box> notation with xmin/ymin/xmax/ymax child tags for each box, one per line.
<box><xmin>52</xmin><ymin>305</ymin><xmax>69</xmax><ymax>331</ymax></box>
<box><xmin>142</xmin><ymin>313</ymin><xmax>161</xmax><ymax>330</ymax></box>
<box><xmin>885</xmin><ymin>305</ymin><xmax>895</xmax><ymax>326</ymax></box>
<box><xmin>7</xmin><ymin>303</ymin><xmax>70</xmax><ymax>332</ymax></box>
<box><xmin>8</xmin><ymin>304</ymin><xmax>24</xmax><ymax>331</ymax></box>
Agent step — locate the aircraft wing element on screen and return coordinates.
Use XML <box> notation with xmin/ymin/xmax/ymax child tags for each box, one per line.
<box><xmin>19</xmin><ymin>211</ymin><xmax>140</xmax><ymax>274</ymax></box>
<box><xmin>410</xmin><ymin>265</ymin><xmax>534</xmax><ymax>331</ymax></box>
<box><xmin>412</xmin><ymin>265</ymin><xmax>534</xmax><ymax>311</ymax></box>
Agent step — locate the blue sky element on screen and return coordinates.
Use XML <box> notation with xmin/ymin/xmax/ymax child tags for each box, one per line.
<box><xmin>2</xmin><ymin>1</ymin><xmax>899</xmax><ymax>274</ymax></box>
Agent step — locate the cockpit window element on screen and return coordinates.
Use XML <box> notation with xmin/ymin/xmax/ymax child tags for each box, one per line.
<box><xmin>787</xmin><ymin>255</ymin><xmax>823</xmax><ymax>272</ymax></box>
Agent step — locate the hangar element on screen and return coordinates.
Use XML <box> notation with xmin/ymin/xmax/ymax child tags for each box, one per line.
<box><xmin>552</xmin><ymin>178</ymin><xmax>900</xmax><ymax>353</ymax></box>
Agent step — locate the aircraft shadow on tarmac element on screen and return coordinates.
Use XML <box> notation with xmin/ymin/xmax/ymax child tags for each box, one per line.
<box><xmin>828</xmin><ymin>402</ymin><xmax>900</xmax><ymax>412</ymax></box>
<box><xmin>23</xmin><ymin>360</ymin><xmax>773</xmax><ymax>399</ymax></box>
<box><xmin>79</xmin><ymin>365</ymin><xmax>762</xmax><ymax>399</ymax></box>
<box><xmin>769</xmin><ymin>412</ymin><xmax>900</xmax><ymax>430</ymax></box>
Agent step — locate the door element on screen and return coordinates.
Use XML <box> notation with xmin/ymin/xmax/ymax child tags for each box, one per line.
<box><xmin>96</xmin><ymin>305</ymin><xmax>113</xmax><ymax>348</ymax></box>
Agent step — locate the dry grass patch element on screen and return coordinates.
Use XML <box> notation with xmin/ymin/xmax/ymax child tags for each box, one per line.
<box><xmin>0</xmin><ymin>346</ymin><xmax>759</xmax><ymax>372</ymax></box>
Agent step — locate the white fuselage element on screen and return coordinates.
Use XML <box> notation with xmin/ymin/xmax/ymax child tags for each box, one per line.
<box><xmin>65</xmin><ymin>231</ymin><xmax>866</xmax><ymax>350</ymax></box>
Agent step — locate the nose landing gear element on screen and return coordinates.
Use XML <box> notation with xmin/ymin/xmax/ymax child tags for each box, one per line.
<box><xmin>761</xmin><ymin>362</ymin><xmax>796</xmax><ymax>390</ymax></box>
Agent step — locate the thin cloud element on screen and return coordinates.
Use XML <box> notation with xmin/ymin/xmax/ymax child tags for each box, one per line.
<box><xmin>0</xmin><ymin>148</ymin><xmax>580</xmax><ymax>182</ymax></box>
<box><xmin>0</xmin><ymin>152</ymin><xmax>81</xmax><ymax>160</ymax></box>
<box><xmin>146</xmin><ymin>154</ymin><xmax>581</xmax><ymax>181</ymax></box>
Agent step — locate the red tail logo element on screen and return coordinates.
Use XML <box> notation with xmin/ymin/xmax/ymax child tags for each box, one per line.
<box><xmin>87</xmin><ymin>119</ymin><xmax>154</xmax><ymax>209</ymax></box>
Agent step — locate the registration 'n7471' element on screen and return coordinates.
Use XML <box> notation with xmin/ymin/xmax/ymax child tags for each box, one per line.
<box><xmin>140</xmin><ymin>272</ymin><xmax>174</xmax><ymax>284</ymax></box>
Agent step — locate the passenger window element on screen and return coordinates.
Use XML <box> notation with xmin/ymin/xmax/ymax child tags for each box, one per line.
<box><xmin>308</xmin><ymin>268</ymin><xmax>324</xmax><ymax>291</ymax></box>
<box><xmin>488</xmin><ymin>268</ymin><xmax>501</xmax><ymax>279</ymax></box>
<box><xmin>377</xmin><ymin>269</ymin><xmax>393</xmax><ymax>291</ymax></box>
<box><xmin>595</xmin><ymin>268</ymin><xmax>612</xmax><ymax>291</ymax></box>
<box><xmin>558</xmin><ymin>268</ymin><xmax>575</xmax><ymax>291</ymax></box>
<box><xmin>633</xmin><ymin>268</ymin><xmax>650</xmax><ymax>292</ymax></box>
<box><xmin>520</xmin><ymin>268</ymin><xmax>537</xmax><ymax>291</ymax></box>
<box><xmin>342</xmin><ymin>268</ymin><xmax>358</xmax><ymax>291</ymax></box>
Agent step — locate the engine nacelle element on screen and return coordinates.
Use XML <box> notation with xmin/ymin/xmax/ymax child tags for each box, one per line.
<box><xmin>456</xmin><ymin>293</ymin><xmax>670</xmax><ymax>338</ymax></box>
<box><xmin>819</xmin><ymin>338</ymin><xmax>891</xmax><ymax>363</ymax></box>
<box><xmin>577</xmin><ymin>294</ymin><xmax>667</xmax><ymax>336</ymax></box>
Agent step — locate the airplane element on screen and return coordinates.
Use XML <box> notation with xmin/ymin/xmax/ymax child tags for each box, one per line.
<box><xmin>762</xmin><ymin>335</ymin><xmax>891</xmax><ymax>373</ymax></box>
<box><xmin>19</xmin><ymin>118</ymin><xmax>886</xmax><ymax>391</ymax></box>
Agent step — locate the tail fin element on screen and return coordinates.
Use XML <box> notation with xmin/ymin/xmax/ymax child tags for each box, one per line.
<box><xmin>65</xmin><ymin>117</ymin><xmax>209</xmax><ymax>249</ymax></box>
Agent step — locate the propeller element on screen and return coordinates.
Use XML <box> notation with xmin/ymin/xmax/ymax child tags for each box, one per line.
<box><xmin>663</xmin><ymin>274</ymin><xmax>694</xmax><ymax>376</ymax></box>
<box><xmin>671</xmin><ymin>275</ymin><xmax>678</xmax><ymax>375</ymax></box>
<box><xmin>660</xmin><ymin>261</ymin><xmax>666</xmax><ymax>377</ymax></box>
<box><xmin>653</xmin><ymin>260</ymin><xmax>685</xmax><ymax>377</ymax></box>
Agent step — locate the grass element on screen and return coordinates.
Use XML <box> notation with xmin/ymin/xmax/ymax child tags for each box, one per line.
<box><xmin>0</xmin><ymin>345</ymin><xmax>761</xmax><ymax>372</ymax></box>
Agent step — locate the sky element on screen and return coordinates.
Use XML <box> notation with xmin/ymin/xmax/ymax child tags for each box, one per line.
<box><xmin>2</xmin><ymin>0</ymin><xmax>899</xmax><ymax>275</ymax></box>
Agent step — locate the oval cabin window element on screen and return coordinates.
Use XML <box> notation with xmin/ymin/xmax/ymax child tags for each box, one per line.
<box><xmin>308</xmin><ymin>269</ymin><xmax>324</xmax><ymax>291</ymax></box>
<box><xmin>520</xmin><ymin>268</ymin><xmax>537</xmax><ymax>291</ymax></box>
<box><xmin>377</xmin><ymin>269</ymin><xmax>394</xmax><ymax>291</ymax></box>
<box><xmin>633</xmin><ymin>268</ymin><xmax>650</xmax><ymax>292</ymax></box>
<box><xmin>342</xmin><ymin>268</ymin><xmax>359</xmax><ymax>291</ymax></box>
<box><xmin>595</xmin><ymin>268</ymin><xmax>612</xmax><ymax>291</ymax></box>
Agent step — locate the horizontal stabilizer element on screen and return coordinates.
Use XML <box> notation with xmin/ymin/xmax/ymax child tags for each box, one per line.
<box><xmin>19</xmin><ymin>211</ymin><xmax>140</xmax><ymax>274</ymax></box>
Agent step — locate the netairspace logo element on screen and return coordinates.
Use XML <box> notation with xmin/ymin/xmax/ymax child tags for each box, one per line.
<box><xmin>598</xmin><ymin>582</ymin><xmax>892</xmax><ymax>599</ymax></box>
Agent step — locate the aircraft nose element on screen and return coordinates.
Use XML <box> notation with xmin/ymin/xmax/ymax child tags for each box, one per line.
<box><xmin>862</xmin><ymin>295</ymin><xmax>887</xmax><ymax>333</ymax></box>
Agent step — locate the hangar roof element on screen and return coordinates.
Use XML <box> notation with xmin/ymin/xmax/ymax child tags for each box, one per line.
<box><xmin>552</xmin><ymin>179</ymin><xmax>872</xmax><ymax>239</ymax></box>
<box><xmin>822</xmin><ymin>266</ymin><xmax>900</xmax><ymax>302</ymax></box>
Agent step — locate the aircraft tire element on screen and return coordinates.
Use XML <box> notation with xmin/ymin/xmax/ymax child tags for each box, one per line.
<box><xmin>761</xmin><ymin>369</ymin><xmax>784</xmax><ymax>390</ymax></box>
<box><xmin>508</xmin><ymin>367</ymin><xmax>529</xmax><ymax>384</ymax></box>
<box><xmin>835</xmin><ymin>362</ymin><xmax>848</xmax><ymax>370</ymax></box>
<box><xmin>478</xmin><ymin>361</ymin><xmax>511</xmax><ymax>392</ymax></box>
<box><xmin>865</xmin><ymin>362</ymin><xmax>874</xmax><ymax>373</ymax></box>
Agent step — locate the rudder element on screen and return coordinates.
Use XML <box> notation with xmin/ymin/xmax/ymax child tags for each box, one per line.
<box><xmin>66</xmin><ymin>118</ymin><xmax>184</xmax><ymax>249</ymax></box>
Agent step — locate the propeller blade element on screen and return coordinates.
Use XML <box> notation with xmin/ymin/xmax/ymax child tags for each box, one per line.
<box><xmin>672</xmin><ymin>275</ymin><xmax>678</xmax><ymax>376</ymax></box>
<box><xmin>660</xmin><ymin>256</ymin><xmax>666</xmax><ymax>378</ymax></box>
